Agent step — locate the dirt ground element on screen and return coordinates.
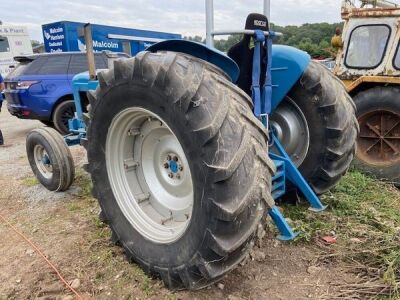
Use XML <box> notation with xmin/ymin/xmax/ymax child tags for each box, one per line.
<box><xmin>0</xmin><ymin>107</ymin><xmax>360</xmax><ymax>300</ymax></box>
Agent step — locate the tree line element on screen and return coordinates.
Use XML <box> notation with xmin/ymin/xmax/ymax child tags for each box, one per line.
<box><xmin>185</xmin><ymin>22</ymin><xmax>343</xmax><ymax>59</ymax></box>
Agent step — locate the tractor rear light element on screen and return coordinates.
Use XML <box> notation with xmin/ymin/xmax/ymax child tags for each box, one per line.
<box><xmin>16</xmin><ymin>80</ymin><xmax>40</xmax><ymax>90</ymax></box>
<box><xmin>21</xmin><ymin>110</ymin><xmax>31</xmax><ymax>116</ymax></box>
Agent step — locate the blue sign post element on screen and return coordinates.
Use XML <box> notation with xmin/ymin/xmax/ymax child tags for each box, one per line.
<box><xmin>42</xmin><ymin>21</ymin><xmax>181</xmax><ymax>55</ymax></box>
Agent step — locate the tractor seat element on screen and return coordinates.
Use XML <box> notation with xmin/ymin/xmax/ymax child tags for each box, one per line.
<box><xmin>227</xmin><ymin>13</ymin><xmax>269</xmax><ymax>96</ymax></box>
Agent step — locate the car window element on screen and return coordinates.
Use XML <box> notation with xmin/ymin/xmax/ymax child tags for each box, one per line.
<box><xmin>68</xmin><ymin>54</ymin><xmax>108</xmax><ymax>74</ymax></box>
<box><xmin>36</xmin><ymin>55</ymin><xmax>71</xmax><ymax>75</ymax></box>
<box><xmin>10</xmin><ymin>57</ymin><xmax>45</xmax><ymax>77</ymax></box>
<box><xmin>0</xmin><ymin>36</ymin><xmax>10</xmax><ymax>52</ymax></box>
<box><xmin>393</xmin><ymin>42</ymin><xmax>400</xmax><ymax>70</ymax></box>
<box><xmin>345</xmin><ymin>25</ymin><xmax>390</xmax><ymax>69</ymax></box>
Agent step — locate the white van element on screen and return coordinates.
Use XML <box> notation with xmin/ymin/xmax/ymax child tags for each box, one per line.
<box><xmin>0</xmin><ymin>24</ymin><xmax>33</xmax><ymax>77</ymax></box>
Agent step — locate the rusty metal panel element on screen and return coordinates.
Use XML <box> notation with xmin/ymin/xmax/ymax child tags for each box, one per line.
<box><xmin>341</xmin><ymin>76</ymin><xmax>400</xmax><ymax>93</ymax></box>
<box><xmin>342</xmin><ymin>0</ymin><xmax>400</xmax><ymax>18</ymax></box>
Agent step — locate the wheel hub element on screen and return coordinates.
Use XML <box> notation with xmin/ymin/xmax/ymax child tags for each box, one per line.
<box><xmin>163</xmin><ymin>154</ymin><xmax>182</xmax><ymax>176</ymax></box>
<box><xmin>270</xmin><ymin>97</ymin><xmax>310</xmax><ymax>166</ymax></box>
<box><xmin>106</xmin><ymin>107</ymin><xmax>193</xmax><ymax>244</ymax></box>
<box><xmin>33</xmin><ymin>145</ymin><xmax>53</xmax><ymax>179</ymax></box>
<box><xmin>357</xmin><ymin>110</ymin><xmax>400</xmax><ymax>166</ymax></box>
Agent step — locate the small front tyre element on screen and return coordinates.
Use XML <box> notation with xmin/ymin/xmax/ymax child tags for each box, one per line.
<box><xmin>26</xmin><ymin>127</ymin><xmax>75</xmax><ymax>191</ymax></box>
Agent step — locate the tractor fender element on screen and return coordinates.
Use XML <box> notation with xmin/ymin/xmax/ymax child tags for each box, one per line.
<box><xmin>271</xmin><ymin>45</ymin><xmax>311</xmax><ymax>111</ymax></box>
<box><xmin>148</xmin><ymin>42</ymin><xmax>310</xmax><ymax>111</ymax></box>
<box><xmin>146</xmin><ymin>40</ymin><xmax>240</xmax><ymax>82</ymax></box>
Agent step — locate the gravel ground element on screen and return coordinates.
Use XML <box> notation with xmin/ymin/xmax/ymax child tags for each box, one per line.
<box><xmin>0</xmin><ymin>107</ymin><xmax>358</xmax><ymax>300</ymax></box>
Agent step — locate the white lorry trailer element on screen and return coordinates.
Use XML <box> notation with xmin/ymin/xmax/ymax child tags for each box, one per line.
<box><xmin>0</xmin><ymin>22</ymin><xmax>33</xmax><ymax>77</ymax></box>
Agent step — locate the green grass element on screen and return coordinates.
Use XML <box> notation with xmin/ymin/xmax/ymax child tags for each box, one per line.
<box><xmin>74</xmin><ymin>168</ymin><xmax>93</xmax><ymax>199</ymax></box>
<box><xmin>282</xmin><ymin>171</ymin><xmax>400</xmax><ymax>298</ymax></box>
<box><xmin>21</xmin><ymin>176</ymin><xmax>39</xmax><ymax>187</ymax></box>
<box><xmin>68</xmin><ymin>167</ymin><xmax>400</xmax><ymax>298</ymax></box>
<box><xmin>65</xmin><ymin>168</ymin><xmax>162</xmax><ymax>298</ymax></box>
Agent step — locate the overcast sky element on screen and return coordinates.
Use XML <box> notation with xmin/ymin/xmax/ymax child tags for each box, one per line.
<box><xmin>1</xmin><ymin>0</ymin><xmax>350</xmax><ymax>41</ymax></box>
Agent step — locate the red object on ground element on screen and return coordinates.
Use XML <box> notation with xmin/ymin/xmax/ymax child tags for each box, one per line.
<box><xmin>321</xmin><ymin>236</ymin><xmax>337</xmax><ymax>244</ymax></box>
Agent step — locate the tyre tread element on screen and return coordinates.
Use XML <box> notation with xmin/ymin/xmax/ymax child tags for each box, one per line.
<box><xmin>87</xmin><ymin>51</ymin><xmax>275</xmax><ymax>290</ymax></box>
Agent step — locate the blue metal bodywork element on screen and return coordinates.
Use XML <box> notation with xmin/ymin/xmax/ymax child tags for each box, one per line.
<box><xmin>67</xmin><ymin>72</ymin><xmax>98</xmax><ymax>146</ymax></box>
<box><xmin>271</xmin><ymin>45</ymin><xmax>310</xmax><ymax>110</ymax></box>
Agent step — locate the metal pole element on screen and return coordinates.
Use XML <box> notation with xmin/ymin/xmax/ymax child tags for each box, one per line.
<box><xmin>205</xmin><ymin>0</ymin><xmax>214</xmax><ymax>47</ymax></box>
<box><xmin>83</xmin><ymin>23</ymin><xmax>96</xmax><ymax>81</ymax></box>
<box><xmin>264</xmin><ymin>0</ymin><xmax>271</xmax><ymax>20</ymax></box>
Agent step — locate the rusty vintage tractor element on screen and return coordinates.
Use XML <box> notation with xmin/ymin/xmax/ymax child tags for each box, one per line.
<box><xmin>334</xmin><ymin>0</ymin><xmax>400</xmax><ymax>185</ymax></box>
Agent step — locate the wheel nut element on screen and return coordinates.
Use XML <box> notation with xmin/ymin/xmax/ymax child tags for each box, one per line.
<box><xmin>178</xmin><ymin>165</ymin><xmax>183</xmax><ymax>171</ymax></box>
<box><xmin>167</xmin><ymin>155</ymin><xmax>171</xmax><ymax>161</ymax></box>
<box><xmin>168</xmin><ymin>173</ymin><xmax>173</xmax><ymax>178</ymax></box>
<box><xmin>164</xmin><ymin>163</ymin><xmax>169</xmax><ymax>169</ymax></box>
<box><xmin>176</xmin><ymin>174</ymin><xmax>181</xmax><ymax>179</ymax></box>
<box><xmin>173</xmin><ymin>156</ymin><xmax>178</xmax><ymax>162</ymax></box>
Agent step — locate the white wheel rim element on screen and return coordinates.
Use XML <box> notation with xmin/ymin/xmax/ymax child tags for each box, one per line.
<box><xmin>106</xmin><ymin>107</ymin><xmax>194</xmax><ymax>244</ymax></box>
<box><xmin>33</xmin><ymin>144</ymin><xmax>53</xmax><ymax>179</ymax></box>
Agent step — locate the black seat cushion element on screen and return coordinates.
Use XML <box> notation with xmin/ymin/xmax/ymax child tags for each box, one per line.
<box><xmin>227</xmin><ymin>13</ymin><xmax>269</xmax><ymax>96</ymax></box>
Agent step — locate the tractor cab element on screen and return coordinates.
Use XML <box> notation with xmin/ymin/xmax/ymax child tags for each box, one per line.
<box><xmin>335</xmin><ymin>0</ymin><xmax>400</xmax><ymax>90</ymax></box>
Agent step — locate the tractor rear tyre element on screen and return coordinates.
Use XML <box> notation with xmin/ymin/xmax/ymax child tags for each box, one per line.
<box><xmin>85</xmin><ymin>52</ymin><xmax>275</xmax><ymax>290</ymax></box>
<box><xmin>26</xmin><ymin>127</ymin><xmax>75</xmax><ymax>191</ymax></box>
<box><xmin>270</xmin><ymin>61</ymin><xmax>358</xmax><ymax>194</ymax></box>
<box><xmin>353</xmin><ymin>87</ymin><xmax>400</xmax><ymax>186</ymax></box>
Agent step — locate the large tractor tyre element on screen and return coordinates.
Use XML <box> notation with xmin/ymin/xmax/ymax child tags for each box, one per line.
<box><xmin>26</xmin><ymin>127</ymin><xmax>75</xmax><ymax>191</ymax></box>
<box><xmin>52</xmin><ymin>100</ymin><xmax>75</xmax><ymax>135</ymax></box>
<box><xmin>85</xmin><ymin>52</ymin><xmax>275</xmax><ymax>290</ymax></box>
<box><xmin>353</xmin><ymin>87</ymin><xmax>400</xmax><ymax>186</ymax></box>
<box><xmin>270</xmin><ymin>61</ymin><xmax>358</xmax><ymax>194</ymax></box>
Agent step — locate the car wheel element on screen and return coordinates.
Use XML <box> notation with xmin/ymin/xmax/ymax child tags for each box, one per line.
<box><xmin>53</xmin><ymin>100</ymin><xmax>75</xmax><ymax>135</ymax></box>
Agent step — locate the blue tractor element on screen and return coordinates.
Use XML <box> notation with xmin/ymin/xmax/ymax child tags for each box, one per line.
<box><xmin>25</xmin><ymin>2</ymin><xmax>358</xmax><ymax>290</ymax></box>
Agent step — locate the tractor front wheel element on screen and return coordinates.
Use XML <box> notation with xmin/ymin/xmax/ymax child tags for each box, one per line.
<box><xmin>26</xmin><ymin>127</ymin><xmax>75</xmax><ymax>191</ymax></box>
<box><xmin>85</xmin><ymin>52</ymin><xmax>275</xmax><ymax>289</ymax></box>
<box><xmin>353</xmin><ymin>87</ymin><xmax>400</xmax><ymax>186</ymax></box>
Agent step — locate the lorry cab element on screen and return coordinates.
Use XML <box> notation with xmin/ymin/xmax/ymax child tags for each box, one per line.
<box><xmin>0</xmin><ymin>23</ymin><xmax>33</xmax><ymax>77</ymax></box>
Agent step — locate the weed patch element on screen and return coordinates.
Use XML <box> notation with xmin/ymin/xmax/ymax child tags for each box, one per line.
<box><xmin>282</xmin><ymin>171</ymin><xmax>400</xmax><ymax>298</ymax></box>
<box><xmin>21</xmin><ymin>176</ymin><xmax>39</xmax><ymax>187</ymax></box>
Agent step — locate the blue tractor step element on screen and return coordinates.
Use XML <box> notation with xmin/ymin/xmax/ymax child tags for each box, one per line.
<box><xmin>269</xmin><ymin>142</ymin><xmax>327</xmax><ymax>241</ymax></box>
<box><xmin>270</xmin><ymin>158</ymin><xmax>299</xmax><ymax>241</ymax></box>
<box><xmin>271</xmin><ymin>159</ymin><xmax>285</xmax><ymax>199</ymax></box>
<box><xmin>268</xmin><ymin>206</ymin><xmax>300</xmax><ymax>241</ymax></box>
<box><xmin>270</xmin><ymin>134</ymin><xmax>328</xmax><ymax>213</ymax></box>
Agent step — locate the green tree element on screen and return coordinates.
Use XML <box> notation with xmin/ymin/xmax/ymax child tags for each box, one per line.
<box><xmin>185</xmin><ymin>22</ymin><xmax>344</xmax><ymax>59</ymax></box>
<box><xmin>184</xmin><ymin>35</ymin><xmax>204</xmax><ymax>43</ymax></box>
<box><xmin>31</xmin><ymin>40</ymin><xmax>41</xmax><ymax>48</ymax></box>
